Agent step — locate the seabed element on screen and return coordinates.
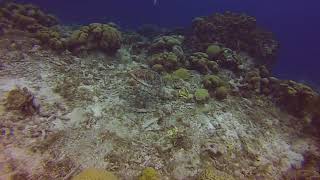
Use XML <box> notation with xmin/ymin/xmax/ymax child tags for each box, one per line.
<box><xmin>0</xmin><ymin>2</ymin><xmax>319</xmax><ymax>180</ymax></box>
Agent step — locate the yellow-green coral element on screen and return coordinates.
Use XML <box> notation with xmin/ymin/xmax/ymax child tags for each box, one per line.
<box><xmin>194</xmin><ymin>88</ymin><xmax>210</xmax><ymax>103</ymax></box>
<box><xmin>198</xmin><ymin>167</ymin><xmax>234</xmax><ymax>180</ymax></box>
<box><xmin>206</xmin><ymin>44</ymin><xmax>223</xmax><ymax>59</ymax></box>
<box><xmin>172</xmin><ymin>68</ymin><xmax>191</xmax><ymax>80</ymax></box>
<box><xmin>138</xmin><ymin>167</ymin><xmax>160</xmax><ymax>180</ymax></box>
<box><xmin>72</xmin><ymin>168</ymin><xmax>118</xmax><ymax>180</ymax></box>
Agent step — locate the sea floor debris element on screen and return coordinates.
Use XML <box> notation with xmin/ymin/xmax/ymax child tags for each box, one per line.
<box><xmin>0</xmin><ymin>2</ymin><xmax>319</xmax><ymax>180</ymax></box>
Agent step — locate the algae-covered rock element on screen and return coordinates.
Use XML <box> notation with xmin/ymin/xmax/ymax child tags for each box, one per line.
<box><xmin>194</xmin><ymin>88</ymin><xmax>210</xmax><ymax>103</ymax></box>
<box><xmin>72</xmin><ymin>168</ymin><xmax>118</xmax><ymax>180</ymax></box>
<box><xmin>206</xmin><ymin>44</ymin><xmax>223</xmax><ymax>59</ymax></box>
<box><xmin>67</xmin><ymin>23</ymin><xmax>121</xmax><ymax>55</ymax></box>
<box><xmin>138</xmin><ymin>167</ymin><xmax>160</xmax><ymax>180</ymax></box>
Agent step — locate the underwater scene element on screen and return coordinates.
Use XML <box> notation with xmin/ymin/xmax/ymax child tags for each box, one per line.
<box><xmin>0</xmin><ymin>0</ymin><xmax>319</xmax><ymax>179</ymax></box>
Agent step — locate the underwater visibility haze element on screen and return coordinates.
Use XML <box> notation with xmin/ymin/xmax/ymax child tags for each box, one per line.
<box><xmin>0</xmin><ymin>0</ymin><xmax>319</xmax><ymax>179</ymax></box>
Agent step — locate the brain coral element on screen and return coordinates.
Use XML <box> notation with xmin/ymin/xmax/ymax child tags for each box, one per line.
<box><xmin>67</xmin><ymin>23</ymin><xmax>122</xmax><ymax>55</ymax></box>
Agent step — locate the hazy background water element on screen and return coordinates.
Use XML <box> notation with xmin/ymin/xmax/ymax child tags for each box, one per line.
<box><xmin>16</xmin><ymin>0</ymin><xmax>320</xmax><ymax>90</ymax></box>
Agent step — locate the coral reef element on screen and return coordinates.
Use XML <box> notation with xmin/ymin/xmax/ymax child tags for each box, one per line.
<box><xmin>190</xmin><ymin>11</ymin><xmax>279</xmax><ymax>66</ymax></box>
<box><xmin>72</xmin><ymin>168</ymin><xmax>118</xmax><ymax>180</ymax></box>
<box><xmin>67</xmin><ymin>23</ymin><xmax>122</xmax><ymax>55</ymax></box>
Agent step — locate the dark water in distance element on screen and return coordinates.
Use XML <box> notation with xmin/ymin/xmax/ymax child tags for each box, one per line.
<box><xmin>16</xmin><ymin>0</ymin><xmax>320</xmax><ymax>90</ymax></box>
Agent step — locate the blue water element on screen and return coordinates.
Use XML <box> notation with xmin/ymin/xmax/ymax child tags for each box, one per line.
<box><xmin>17</xmin><ymin>0</ymin><xmax>320</xmax><ymax>89</ymax></box>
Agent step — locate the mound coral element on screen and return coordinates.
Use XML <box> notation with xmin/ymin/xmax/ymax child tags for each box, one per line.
<box><xmin>149</xmin><ymin>52</ymin><xmax>181</xmax><ymax>72</ymax></box>
<box><xmin>72</xmin><ymin>168</ymin><xmax>118</xmax><ymax>180</ymax></box>
<box><xmin>189</xmin><ymin>52</ymin><xmax>219</xmax><ymax>74</ymax></box>
<box><xmin>206</xmin><ymin>44</ymin><xmax>223</xmax><ymax>59</ymax></box>
<box><xmin>215</xmin><ymin>86</ymin><xmax>229</xmax><ymax>100</ymax></box>
<box><xmin>0</xmin><ymin>2</ymin><xmax>58</xmax><ymax>33</ymax></box>
<box><xmin>67</xmin><ymin>23</ymin><xmax>122</xmax><ymax>55</ymax></box>
<box><xmin>194</xmin><ymin>88</ymin><xmax>210</xmax><ymax>103</ymax></box>
<box><xmin>203</xmin><ymin>75</ymin><xmax>225</xmax><ymax>90</ymax></box>
<box><xmin>172</xmin><ymin>68</ymin><xmax>191</xmax><ymax>80</ymax></box>
<box><xmin>190</xmin><ymin>12</ymin><xmax>278</xmax><ymax>66</ymax></box>
<box><xmin>149</xmin><ymin>35</ymin><xmax>184</xmax><ymax>53</ymax></box>
<box><xmin>36</xmin><ymin>28</ymin><xmax>65</xmax><ymax>50</ymax></box>
<box><xmin>138</xmin><ymin>167</ymin><xmax>160</xmax><ymax>180</ymax></box>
